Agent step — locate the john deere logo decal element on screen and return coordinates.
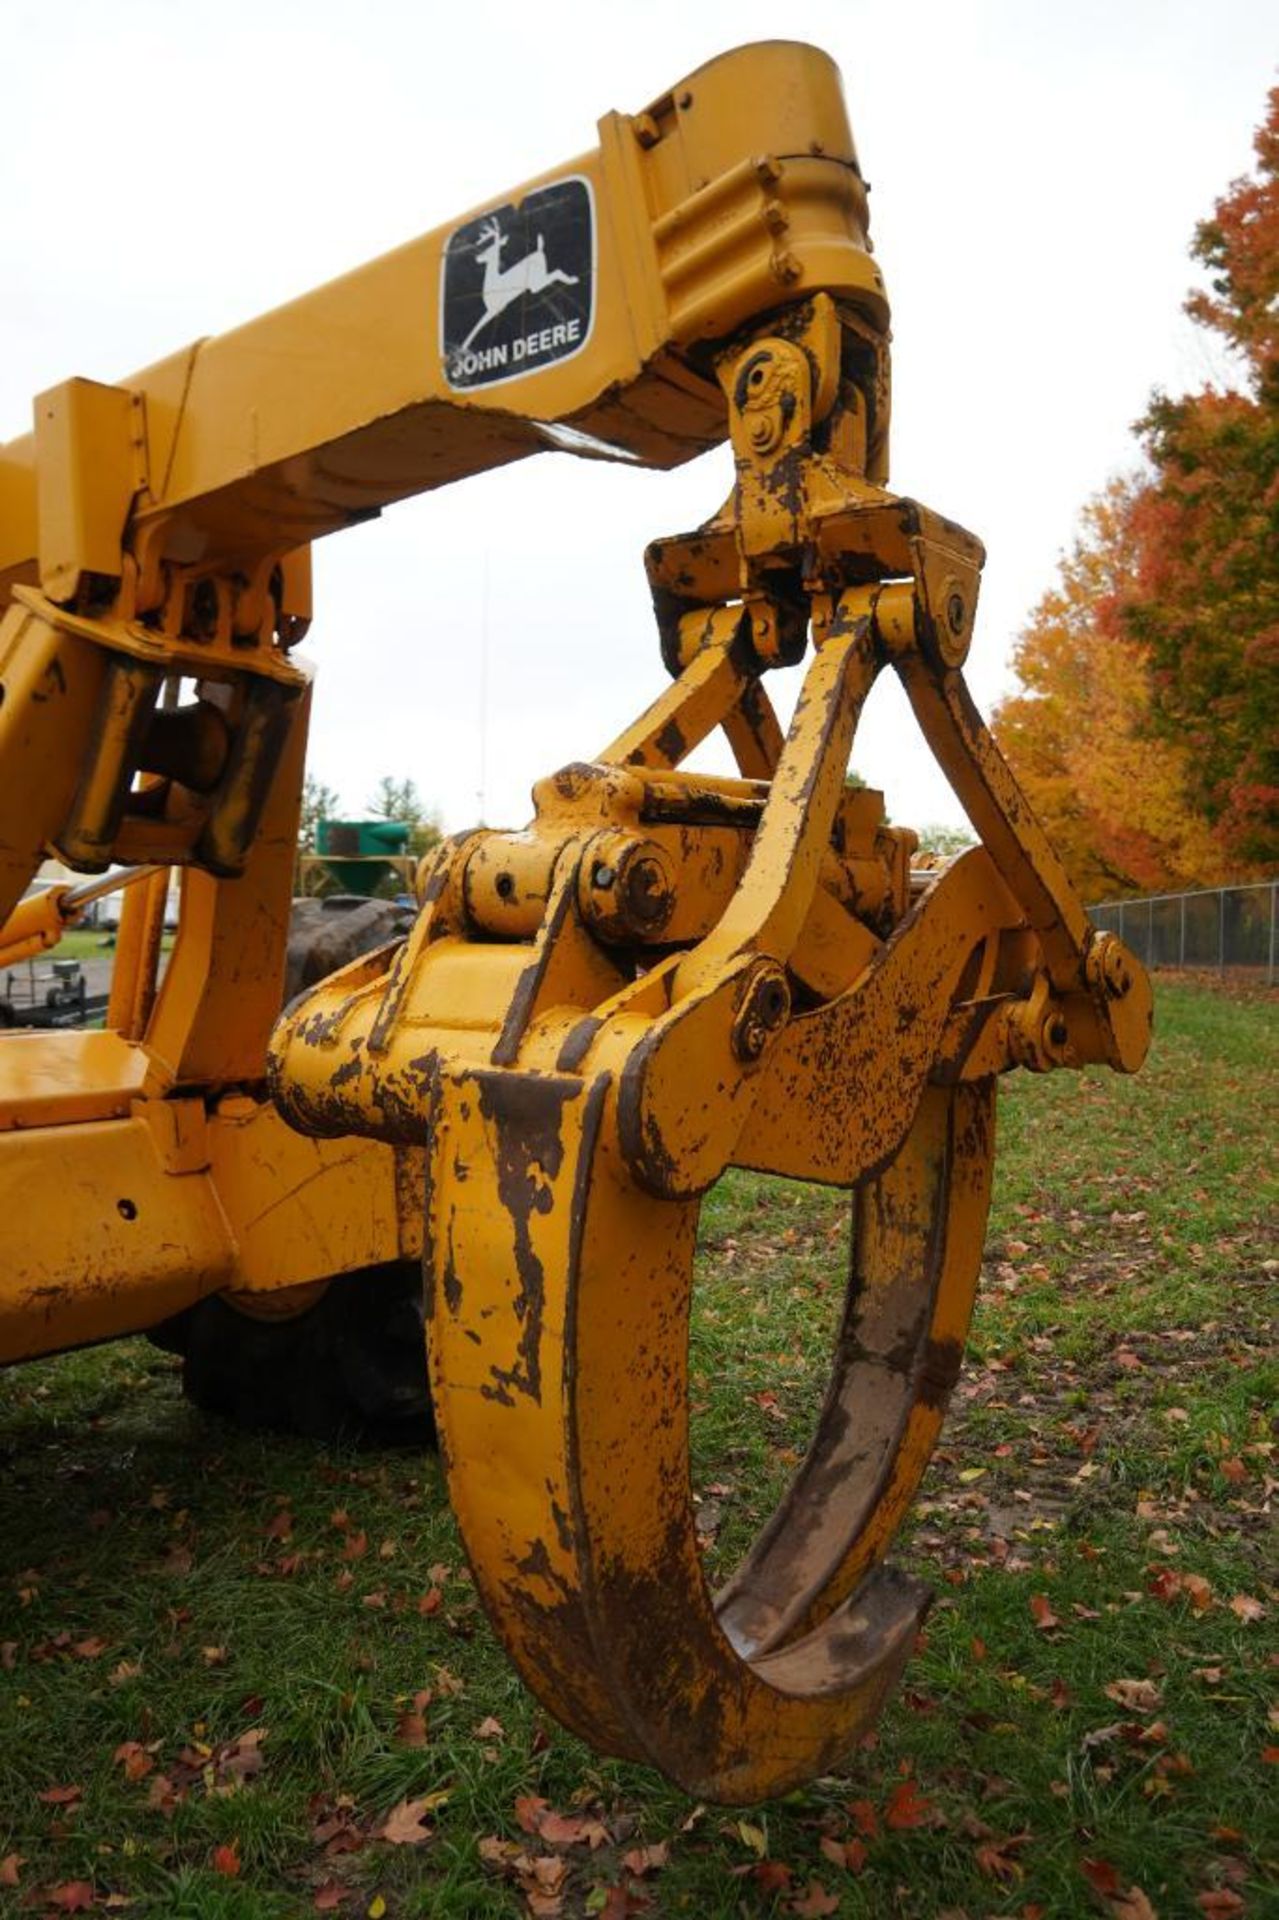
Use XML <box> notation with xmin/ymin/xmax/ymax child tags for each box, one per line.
<box><xmin>442</xmin><ymin>177</ymin><xmax>594</xmax><ymax>390</ymax></box>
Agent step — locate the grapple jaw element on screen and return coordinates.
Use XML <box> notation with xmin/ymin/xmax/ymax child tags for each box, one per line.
<box><xmin>268</xmin><ymin>298</ymin><xmax>1150</xmax><ymax>1801</ymax></box>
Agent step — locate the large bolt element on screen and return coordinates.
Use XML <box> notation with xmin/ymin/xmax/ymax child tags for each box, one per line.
<box><xmin>620</xmin><ymin>854</ymin><xmax>672</xmax><ymax>931</ymax></box>
<box><xmin>731</xmin><ymin>964</ymin><xmax>791</xmax><ymax>1063</ymax></box>
<box><xmin>580</xmin><ymin>836</ymin><xmax>674</xmax><ymax>943</ymax></box>
<box><xmin>1086</xmin><ymin>932</ymin><xmax>1133</xmax><ymax>1000</ymax></box>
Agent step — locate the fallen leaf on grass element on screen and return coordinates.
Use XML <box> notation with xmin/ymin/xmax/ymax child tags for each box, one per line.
<box><xmin>790</xmin><ymin>1882</ymin><xmax>839</xmax><ymax>1916</ymax></box>
<box><xmin>540</xmin><ymin>1811</ymin><xmax>610</xmax><ymax>1848</ymax></box>
<box><xmin>847</xmin><ymin>1798</ymin><xmax>878</xmax><ymax>1838</ymax></box>
<box><xmin>1029</xmin><ymin>1593</ymin><xmax>1060</xmax><ymax>1631</ymax></box>
<box><xmin>313</xmin><ymin>1888</ymin><xmax>346</xmax><ymax>1912</ymax></box>
<box><xmin>1082</xmin><ymin>1859</ymin><xmax>1122</xmax><ymax>1896</ymax></box>
<box><xmin>589</xmin><ymin>1888</ymin><xmax>650</xmax><ymax>1919</ymax></box>
<box><xmin>312</xmin><ymin>1806</ymin><xmax>364</xmax><ymax>1858</ymax></box>
<box><xmin>975</xmin><ymin>1832</ymin><xmax>1030</xmax><ymax>1881</ymax></box>
<box><xmin>1105</xmin><ymin>1678</ymin><xmax>1162</xmax><ymax>1712</ymax></box>
<box><xmin>0</xmin><ymin>1853</ymin><xmax>22</xmax><ymax>1886</ymax></box>
<box><xmin>884</xmin><ymin>1779</ymin><xmax>937</xmax><ymax>1829</ymax></box>
<box><xmin>479</xmin><ymin>1835</ymin><xmax>520</xmax><ymax>1869</ymax></box>
<box><xmin>113</xmin><ymin>1741</ymin><xmax>155</xmax><ymax>1782</ymax></box>
<box><xmin>819</xmin><ymin>1836</ymin><xmax>867</xmax><ymax>1872</ymax></box>
<box><xmin>48</xmin><ymin>1886</ymin><xmax>96</xmax><ymax>1913</ymax></box>
<box><xmin>1197</xmin><ymin>1894</ymin><xmax>1245</xmax><ymax>1916</ymax></box>
<box><xmin>515</xmin><ymin>1795</ymin><xmax>550</xmax><ymax>1835</ymax></box>
<box><xmin>1229</xmin><ymin>1593</ymin><xmax>1264</xmax><ymax>1624</ymax></box>
<box><xmin>621</xmin><ymin>1842</ymin><xmax>668</xmax><ymax>1876</ymax></box>
<box><xmin>38</xmin><ymin>1784</ymin><xmax>83</xmax><ymax>1806</ymax></box>
<box><xmin>1111</xmin><ymin>1889</ymin><xmax>1158</xmax><ymax>1919</ymax></box>
<box><xmin>735</xmin><ymin>1821</ymin><xmax>767</xmax><ymax>1857</ymax></box>
<box><xmin>395</xmin><ymin>1709</ymin><xmax>428</xmax><ymax>1748</ymax></box>
<box><xmin>380</xmin><ymin>1794</ymin><xmax>443</xmax><ymax>1845</ymax></box>
<box><xmin>217</xmin><ymin>1726</ymin><xmax>267</xmax><ymax>1784</ymax></box>
<box><xmin>751</xmin><ymin>1860</ymin><xmax>793</xmax><ymax>1891</ymax></box>
<box><xmin>522</xmin><ymin>1853</ymin><xmax>568</xmax><ymax>1917</ymax></box>
<box><xmin>212</xmin><ymin>1841</ymin><xmax>241</xmax><ymax>1877</ymax></box>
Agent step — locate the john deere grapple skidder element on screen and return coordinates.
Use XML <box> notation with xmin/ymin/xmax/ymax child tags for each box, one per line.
<box><xmin>0</xmin><ymin>43</ymin><xmax>1151</xmax><ymax>1800</ymax></box>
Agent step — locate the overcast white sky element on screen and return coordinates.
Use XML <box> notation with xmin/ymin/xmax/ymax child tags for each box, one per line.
<box><xmin>3</xmin><ymin>0</ymin><xmax>1274</xmax><ymax>834</ymax></box>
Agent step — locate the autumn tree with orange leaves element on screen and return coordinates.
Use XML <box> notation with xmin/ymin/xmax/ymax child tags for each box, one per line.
<box><xmin>997</xmin><ymin>87</ymin><xmax>1279</xmax><ymax>893</ymax></box>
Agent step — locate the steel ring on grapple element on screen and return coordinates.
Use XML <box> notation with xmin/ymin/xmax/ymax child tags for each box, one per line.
<box><xmin>425</xmin><ymin>1065</ymin><xmax>994</xmax><ymax>1802</ymax></box>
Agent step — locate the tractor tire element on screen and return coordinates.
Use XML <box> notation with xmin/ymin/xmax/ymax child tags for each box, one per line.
<box><xmin>178</xmin><ymin>1261</ymin><xmax>433</xmax><ymax>1445</ymax></box>
<box><xmin>154</xmin><ymin>893</ymin><xmax>433</xmax><ymax>1445</ymax></box>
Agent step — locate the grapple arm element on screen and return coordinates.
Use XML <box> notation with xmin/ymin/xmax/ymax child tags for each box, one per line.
<box><xmin>269</xmin><ymin>302</ymin><xmax>1150</xmax><ymax>1798</ymax></box>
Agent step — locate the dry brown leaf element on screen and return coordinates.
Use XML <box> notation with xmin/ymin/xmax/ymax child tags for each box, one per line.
<box><xmin>819</xmin><ymin>1836</ymin><xmax>867</xmax><ymax>1873</ymax></box>
<box><xmin>1229</xmin><ymin>1593</ymin><xmax>1264</xmax><ymax>1624</ymax></box>
<box><xmin>380</xmin><ymin>1797</ymin><xmax>437</xmax><ymax>1846</ymax></box>
<box><xmin>478</xmin><ymin>1834</ymin><xmax>519</xmax><ymax>1867</ymax></box>
<box><xmin>514</xmin><ymin>1795</ymin><xmax>550</xmax><ymax>1834</ymax></box>
<box><xmin>1104</xmin><ymin>1678</ymin><xmax>1162</xmax><ymax>1712</ymax></box>
<box><xmin>48</xmin><ymin>1887</ymin><xmax>96</xmax><ymax>1913</ymax></box>
<box><xmin>0</xmin><ymin>1854</ymin><xmax>22</xmax><ymax>1887</ymax></box>
<box><xmin>217</xmin><ymin>1726</ymin><xmax>267</xmax><ymax>1784</ymax></box>
<box><xmin>884</xmin><ymin>1779</ymin><xmax>936</xmax><ymax>1830</ymax></box>
<box><xmin>621</xmin><ymin>1842</ymin><xmax>669</xmax><ymax>1876</ymax></box>
<box><xmin>113</xmin><ymin>1741</ymin><xmax>154</xmax><ymax>1782</ymax></box>
<box><xmin>1110</xmin><ymin>1889</ymin><xmax>1158</xmax><ymax>1919</ymax></box>
<box><xmin>791</xmin><ymin>1882</ymin><xmax>840</xmax><ymax>1917</ymax></box>
<box><xmin>847</xmin><ymin>1798</ymin><xmax>879</xmax><ymax>1838</ymax></box>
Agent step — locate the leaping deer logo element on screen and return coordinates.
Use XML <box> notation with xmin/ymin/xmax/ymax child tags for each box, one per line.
<box><xmin>458</xmin><ymin>215</ymin><xmax>580</xmax><ymax>356</ymax></box>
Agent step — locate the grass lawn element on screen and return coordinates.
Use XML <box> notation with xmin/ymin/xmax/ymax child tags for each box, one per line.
<box><xmin>41</xmin><ymin>931</ymin><xmax>117</xmax><ymax>961</ymax></box>
<box><xmin>0</xmin><ymin>980</ymin><xmax>1274</xmax><ymax>1918</ymax></box>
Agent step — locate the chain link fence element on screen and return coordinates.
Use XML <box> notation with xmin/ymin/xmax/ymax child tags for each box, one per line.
<box><xmin>1088</xmin><ymin>882</ymin><xmax>1278</xmax><ymax>984</ymax></box>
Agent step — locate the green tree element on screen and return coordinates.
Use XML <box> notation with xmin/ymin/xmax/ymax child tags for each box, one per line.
<box><xmin>296</xmin><ymin>773</ymin><xmax>342</xmax><ymax>893</ymax></box>
<box><xmin>914</xmin><ymin>823</ymin><xmax>975</xmax><ymax>860</ymax></box>
<box><xmin>367</xmin><ymin>776</ymin><xmax>443</xmax><ymax>861</ymax></box>
<box><xmin>298</xmin><ymin>773</ymin><xmax>341</xmax><ymax>855</ymax></box>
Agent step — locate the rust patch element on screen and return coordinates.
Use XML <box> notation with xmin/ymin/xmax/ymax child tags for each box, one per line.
<box><xmin>473</xmin><ymin>1072</ymin><xmax>575</xmax><ymax>1407</ymax></box>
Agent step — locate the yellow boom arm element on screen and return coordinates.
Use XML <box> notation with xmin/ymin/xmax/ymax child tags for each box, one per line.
<box><xmin>0</xmin><ymin>42</ymin><xmax>881</xmax><ymax>604</ymax></box>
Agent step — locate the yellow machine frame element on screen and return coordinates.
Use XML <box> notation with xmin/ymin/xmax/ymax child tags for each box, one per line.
<box><xmin>0</xmin><ymin>43</ymin><xmax>1150</xmax><ymax>1799</ymax></box>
